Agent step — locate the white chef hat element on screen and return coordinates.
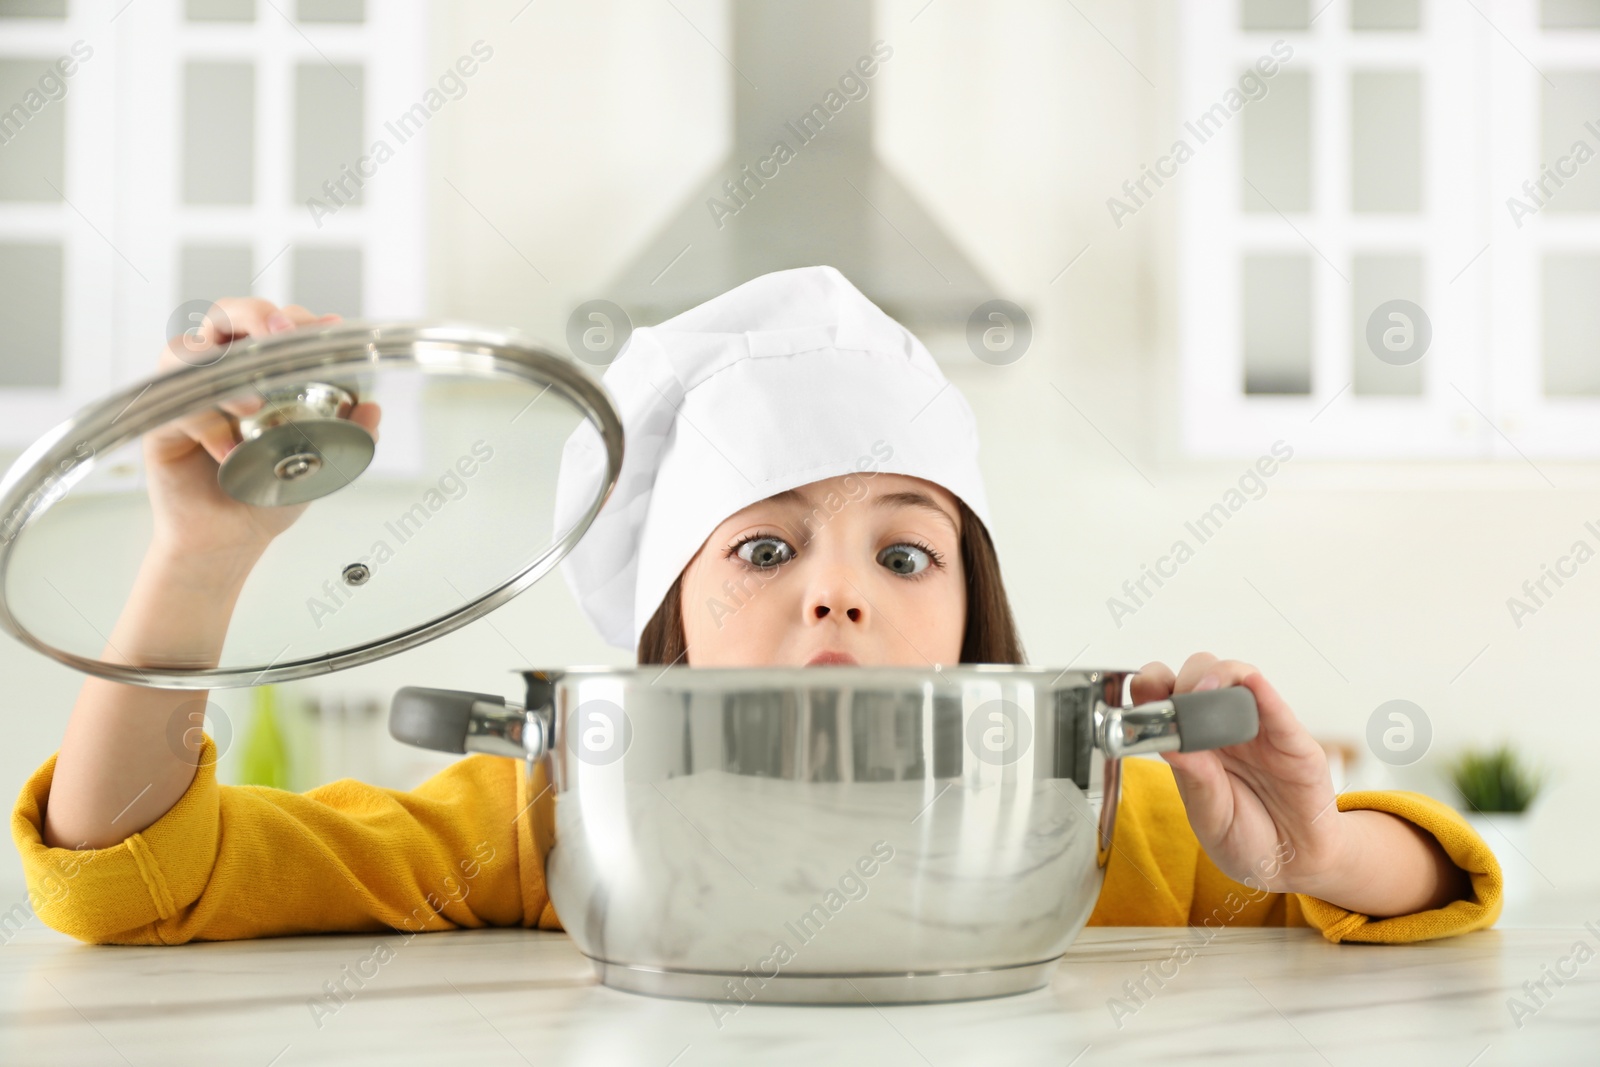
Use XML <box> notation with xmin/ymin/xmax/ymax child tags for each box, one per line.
<box><xmin>550</xmin><ymin>264</ymin><xmax>991</xmax><ymax>652</ymax></box>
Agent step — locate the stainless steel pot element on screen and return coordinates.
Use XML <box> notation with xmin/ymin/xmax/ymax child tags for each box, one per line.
<box><xmin>390</xmin><ymin>664</ymin><xmax>1258</xmax><ymax>1006</ymax></box>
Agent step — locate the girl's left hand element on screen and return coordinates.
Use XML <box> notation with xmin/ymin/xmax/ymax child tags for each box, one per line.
<box><xmin>1131</xmin><ymin>654</ymin><xmax>1348</xmax><ymax>896</ymax></box>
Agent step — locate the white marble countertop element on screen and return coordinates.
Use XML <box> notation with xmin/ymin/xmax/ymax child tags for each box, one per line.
<box><xmin>2</xmin><ymin>920</ymin><xmax>1597</xmax><ymax>1066</ymax></box>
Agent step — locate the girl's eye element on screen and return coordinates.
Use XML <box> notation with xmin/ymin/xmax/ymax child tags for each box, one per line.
<box><xmin>878</xmin><ymin>542</ymin><xmax>939</xmax><ymax>577</ymax></box>
<box><xmin>734</xmin><ymin>536</ymin><xmax>795</xmax><ymax>569</ymax></box>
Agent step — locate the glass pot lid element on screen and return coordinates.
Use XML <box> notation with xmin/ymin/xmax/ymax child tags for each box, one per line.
<box><xmin>0</xmin><ymin>320</ymin><xmax>623</xmax><ymax>689</ymax></box>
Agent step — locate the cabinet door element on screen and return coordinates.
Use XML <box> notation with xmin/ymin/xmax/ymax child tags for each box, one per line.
<box><xmin>0</xmin><ymin>6</ymin><xmax>115</xmax><ymax>448</ymax></box>
<box><xmin>0</xmin><ymin>0</ymin><xmax>428</xmax><ymax>461</ymax></box>
<box><xmin>1178</xmin><ymin>0</ymin><xmax>1492</xmax><ymax>459</ymax></box>
<box><xmin>1486</xmin><ymin>0</ymin><xmax>1600</xmax><ymax>459</ymax></box>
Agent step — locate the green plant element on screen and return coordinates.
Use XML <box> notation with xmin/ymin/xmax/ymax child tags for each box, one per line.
<box><xmin>239</xmin><ymin>684</ymin><xmax>289</xmax><ymax>790</ymax></box>
<box><xmin>1449</xmin><ymin>744</ymin><xmax>1543</xmax><ymax>814</ymax></box>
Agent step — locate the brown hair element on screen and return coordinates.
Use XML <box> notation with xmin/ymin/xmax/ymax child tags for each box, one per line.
<box><xmin>636</xmin><ymin>496</ymin><xmax>1026</xmax><ymax>666</ymax></box>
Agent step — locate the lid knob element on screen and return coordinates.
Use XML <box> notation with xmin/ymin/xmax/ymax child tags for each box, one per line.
<box><xmin>217</xmin><ymin>381</ymin><xmax>375</xmax><ymax>506</ymax></box>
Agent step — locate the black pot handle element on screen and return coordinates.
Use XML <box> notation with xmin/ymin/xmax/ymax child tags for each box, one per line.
<box><xmin>1099</xmin><ymin>685</ymin><xmax>1260</xmax><ymax>759</ymax></box>
<box><xmin>389</xmin><ymin>686</ymin><xmax>545</xmax><ymax>759</ymax></box>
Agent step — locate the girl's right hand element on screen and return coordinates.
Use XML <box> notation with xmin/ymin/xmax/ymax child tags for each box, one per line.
<box><xmin>143</xmin><ymin>298</ymin><xmax>382</xmax><ymax>564</ymax></box>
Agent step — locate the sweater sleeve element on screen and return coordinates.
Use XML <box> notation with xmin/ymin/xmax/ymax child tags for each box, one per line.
<box><xmin>1289</xmin><ymin>787</ymin><xmax>1503</xmax><ymax>942</ymax></box>
<box><xmin>9</xmin><ymin>733</ymin><xmax>565</xmax><ymax>945</ymax></box>
<box><xmin>1085</xmin><ymin>756</ymin><xmax>1503</xmax><ymax>942</ymax></box>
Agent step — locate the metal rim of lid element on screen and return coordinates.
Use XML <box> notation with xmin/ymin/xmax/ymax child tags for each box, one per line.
<box><xmin>0</xmin><ymin>319</ymin><xmax>625</xmax><ymax>690</ymax></box>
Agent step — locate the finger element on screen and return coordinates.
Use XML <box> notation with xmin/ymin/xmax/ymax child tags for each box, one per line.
<box><xmin>153</xmin><ymin>300</ymin><xmax>349</xmax><ymax>452</ymax></box>
<box><xmin>149</xmin><ymin>408</ymin><xmax>238</xmax><ymax>465</ymax></box>
<box><xmin>265</xmin><ymin>304</ymin><xmax>323</xmax><ymax>333</ymax></box>
<box><xmin>267</xmin><ymin>305</ymin><xmax>335</xmax><ymax>336</ymax></box>
<box><xmin>191</xmin><ymin>414</ymin><xmax>241</xmax><ymax>464</ymax></box>
<box><xmin>150</xmin><ymin>302</ymin><xmax>348</xmax><ymax>468</ymax></box>
<box><xmin>206</xmin><ymin>296</ymin><xmax>280</xmax><ymax>340</ymax></box>
<box><xmin>160</xmin><ymin>299</ymin><xmax>334</xmax><ymax>381</ymax></box>
<box><xmin>159</xmin><ymin>298</ymin><xmax>278</xmax><ymax>373</ymax></box>
<box><xmin>160</xmin><ymin>392</ymin><xmax>361</xmax><ymax>473</ymax></box>
<box><xmin>1130</xmin><ymin>660</ymin><xmax>1175</xmax><ymax>704</ymax></box>
<box><xmin>192</xmin><ymin>297</ymin><xmax>276</xmax><ymax>346</ymax></box>
<box><xmin>350</xmin><ymin>401</ymin><xmax>382</xmax><ymax>443</ymax></box>
<box><xmin>1192</xmin><ymin>658</ymin><xmax>1260</xmax><ymax>693</ymax></box>
<box><xmin>217</xmin><ymin>392</ymin><xmax>265</xmax><ymax>419</ymax></box>
<box><xmin>1160</xmin><ymin>747</ymin><xmax>1235</xmax><ymax>839</ymax></box>
<box><xmin>1173</xmin><ymin>652</ymin><xmax>1220</xmax><ymax>694</ymax></box>
<box><xmin>160</xmin><ymin>389</ymin><xmax>263</xmax><ymax>463</ymax></box>
<box><xmin>1238</xmin><ymin>671</ymin><xmax>1322</xmax><ymax>759</ymax></box>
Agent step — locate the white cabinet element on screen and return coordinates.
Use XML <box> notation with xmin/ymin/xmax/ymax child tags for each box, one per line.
<box><xmin>0</xmin><ymin>0</ymin><xmax>427</xmax><ymax>449</ymax></box>
<box><xmin>1178</xmin><ymin>0</ymin><xmax>1600</xmax><ymax>460</ymax></box>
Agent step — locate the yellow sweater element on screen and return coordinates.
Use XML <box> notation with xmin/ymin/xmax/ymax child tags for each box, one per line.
<box><xmin>10</xmin><ymin>735</ymin><xmax>1502</xmax><ymax>946</ymax></box>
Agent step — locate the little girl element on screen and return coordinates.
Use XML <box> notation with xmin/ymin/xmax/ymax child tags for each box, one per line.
<box><xmin>13</xmin><ymin>266</ymin><xmax>1500</xmax><ymax>947</ymax></box>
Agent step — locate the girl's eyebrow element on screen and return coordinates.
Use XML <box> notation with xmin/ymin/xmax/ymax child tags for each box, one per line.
<box><xmin>767</xmin><ymin>487</ymin><xmax>959</xmax><ymax>536</ymax></box>
<box><xmin>870</xmin><ymin>491</ymin><xmax>959</xmax><ymax>535</ymax></box>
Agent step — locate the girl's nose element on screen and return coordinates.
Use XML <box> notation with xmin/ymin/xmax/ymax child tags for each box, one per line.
<box><xmin>808</xmin><ymin>568</ymin><xmax>867</xmax><ymax>623</ymax></box>
<box><xmin>801</xmin><ymin>538</ymin><xmax>868</xmax><ymax>624</ymax></box>
<box><xmin>813</xmin><ymin>601</ymin><xmax>862</xmax><ymax>623</ymax></box>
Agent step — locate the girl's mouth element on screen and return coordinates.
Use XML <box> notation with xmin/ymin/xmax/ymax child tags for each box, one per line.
<box><xmin>805</xmin><ymin>650</ymin><xmax>859</xmax><ymax>666</ymax></box>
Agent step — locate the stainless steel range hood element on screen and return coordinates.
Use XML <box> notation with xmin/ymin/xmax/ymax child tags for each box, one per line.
<box><xmin>602</xmin><ymin>0</ymin><xmax>1000</xmax><ymax>357</ymax></box>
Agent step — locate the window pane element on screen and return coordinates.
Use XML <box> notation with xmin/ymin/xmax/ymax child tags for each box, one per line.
<box><xmin>294</xmin><ymin>62</ymin><xmax>364</xmax><ymax>208</ymax></box>
<box><xmin>1241</xmin><ymin>0</ymin><xmax>1308</xmax><ymax>30</ymax></box>
<box><xmin>292</xmin><ymin>246</ymin><xmax>363</xmax><ymax>317</ymax></box>
<box><xmin>297</xmin><ymin>0</ymin><xmax>363</xmax><ymax>22</ymax></box>
<box><xmin>1352</xmin><ymin>255</ymin><xmax>1424</xmax><ymax>396</ymax></box>
<box><xmin>0</xmin><ymin>1</ymin><xmax>67</xmax><ymax>17</ymax></box>
<box><xmin>185</xmin><ymin>0</ymin><xmax>253</xmax><ymax>20</ymax></box>
<box><xmin>0</xmin><ymin>242</ymin><xmax>62</xmax><ymax>387</ymax></box>
<box><xmin>0</xmin><ymin>58</ymin><xmax>65</xmax><ymax>202</ymax></box>
<box><xmin>1243</xmin><ymin>253</ymin><xmax>1312</xmax><ymax>395</ymax></box>
<box><xmin>1351</xmin><ymin>70</ymin><xmax>1422</xmax><ymax>213</ymax></box>
<box><xmin>1243</xmin><ymin>70</ymin><xmax>1311</xmax><ymax>213</ymax></box>
<box><xmin>1542</xmin><ymin>253</ymin><xmax>1600</xmax><ymax>395</ymax></box>
<box><xmin>180</xmin><ymin>245</ymin><xmax>254</xmax><ymax>311</ymax></box>
<box><xmin>1352</xmin><ymin>0</ymin><xmax>1420</xmax><ymax>31</ymax></box>
<box><xmin>1543</xmin><ymin>1</ymin><xmax>1600</xmax><ymax>29</ymax></box>
<box><xmin>1540</xmin><ymin>71</ymin><xmax>1600</xmax><ymax>212</ymax></box>
<box><xmin>184</xmin><ymin>62</ymin><xmax>254</xmax><ymax>204</ymax></box>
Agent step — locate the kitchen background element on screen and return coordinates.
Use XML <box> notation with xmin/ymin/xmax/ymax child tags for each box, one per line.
<box><xmin>1</xmin><ymin>0</ymin><xmax>1597</xmax><ymax>924</ymax></box>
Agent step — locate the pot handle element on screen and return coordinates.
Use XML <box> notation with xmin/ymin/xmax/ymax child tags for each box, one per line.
<box><xmin>389</xmin><ymin>686</ymin><xmax>546</xmax><ymax>760</ymax></box>
<box><xmin>1098</xmin><ymin>685</ymin><xmax>1259</xmax><ymax>760</ymax></box>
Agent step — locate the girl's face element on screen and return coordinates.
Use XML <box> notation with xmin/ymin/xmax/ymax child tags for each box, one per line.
<box><xmin>678</xmin><ymin>472</ymin><xmax>967</xmax><ymax>667</ymax></box>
